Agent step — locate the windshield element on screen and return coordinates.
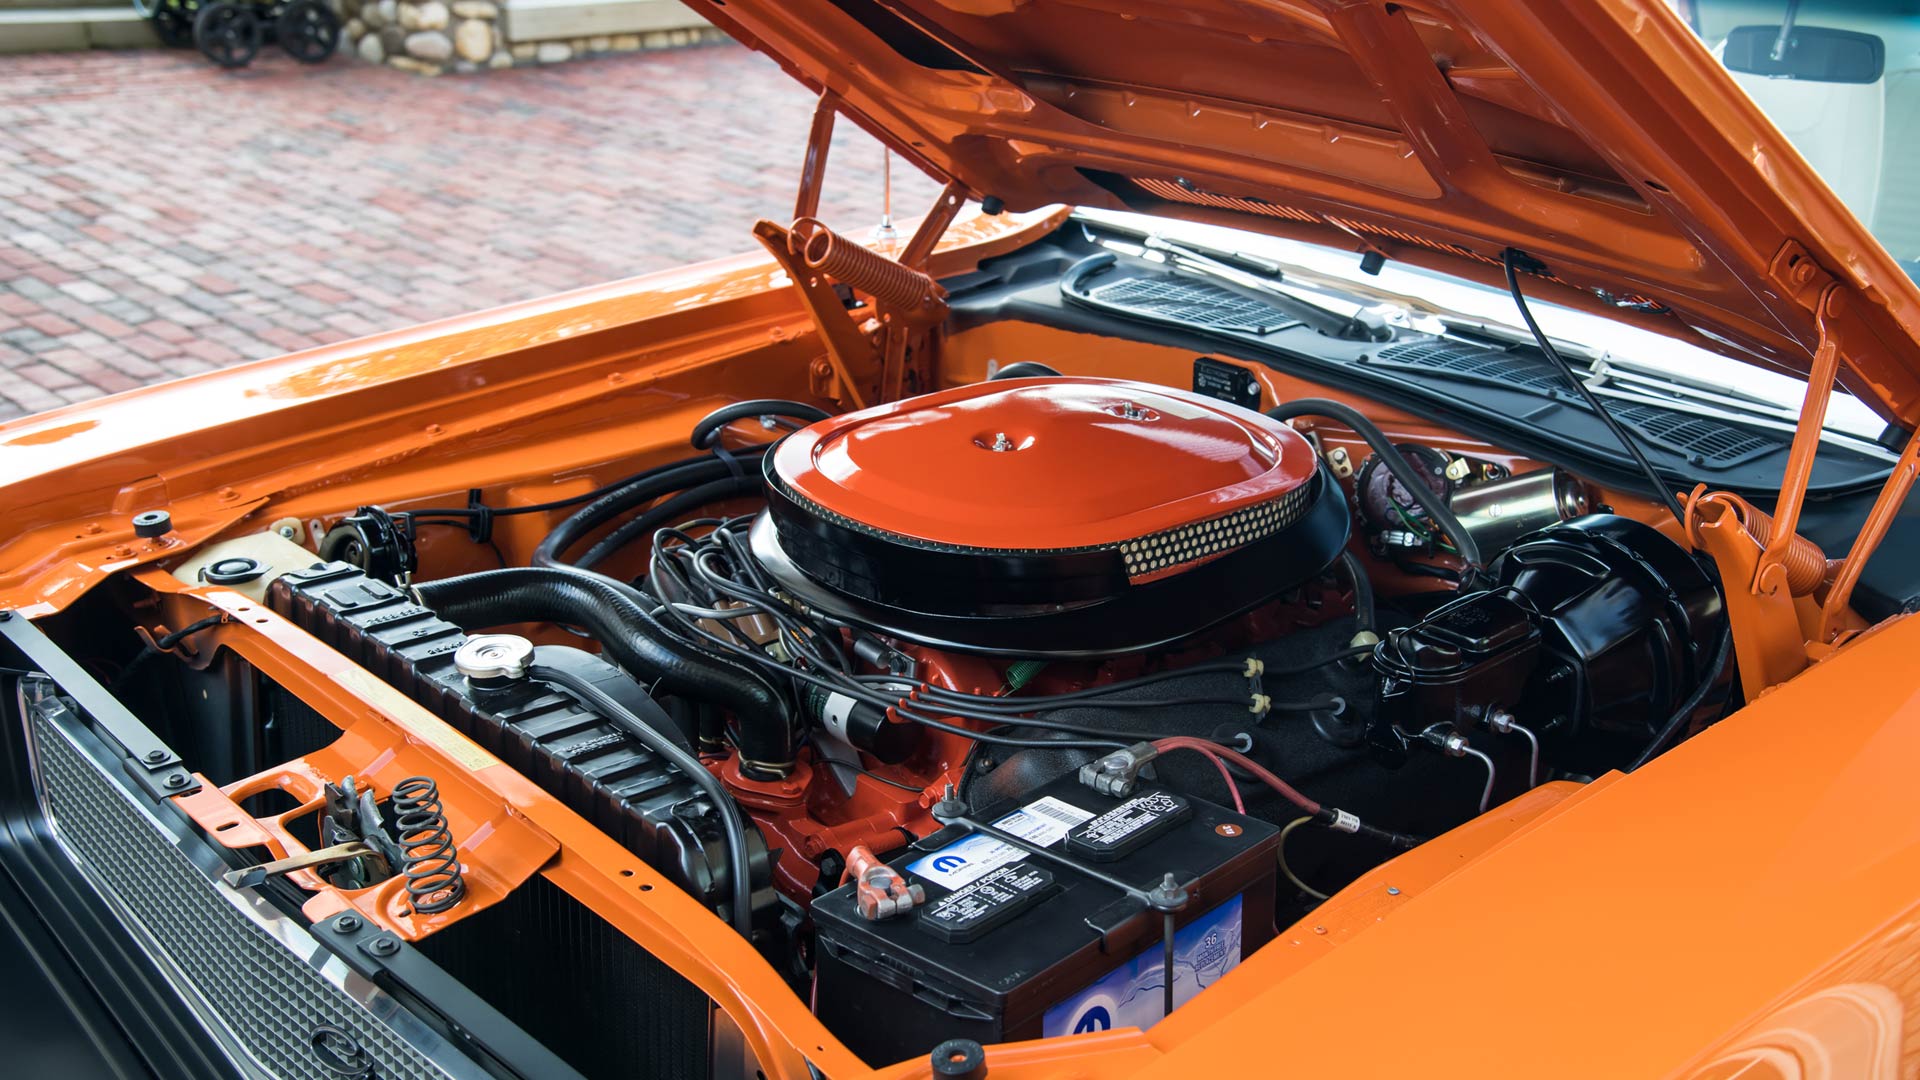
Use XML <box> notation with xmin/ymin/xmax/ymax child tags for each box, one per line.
<box><xmin>1683</xmin><ymin>1</ymin><xmax>1920</xmax><ymax>276</ymax></box>
<box><xmin>1073</xmin><ymin>208</ymin><xmax>1891</xmax><ymax>444</ymax></box>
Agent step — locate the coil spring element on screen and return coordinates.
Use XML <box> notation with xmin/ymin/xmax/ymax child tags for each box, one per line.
<box><xmin>391</xmin><ymin>775</ymin><xmax>465</xmax><ymax>914</ymax></box>
<box><xmin>1681</xmin><ymin>485</ymin><xmax>1827</xmax><ymax>596</ymax></box>
<box><xmin>790</xmin><ymin>216</ymin><xmax>938</xmax><ymax>310</ymax></box>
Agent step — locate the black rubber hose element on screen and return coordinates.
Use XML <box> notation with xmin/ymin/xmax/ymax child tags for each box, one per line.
<box><xmin>1339</xmin><ymin>549</ymin><xmax>1376</xmax><ymax>635</ymax></box>
<box><xmin>689</xmin><ymin>399</ymin><xmax>831</xmax><ymax>450</ymax></box>
<box><xmin>528</xmin><ymin>662</ymin><xmax>756</xmax><ymax>936</ymax></box>
<box><xmin>576</xmin><ymin>475</ymin><xmax>763</xmax><ymax>571</ymax></box>
<box><xmin>532</xmin><ymin>454</ymin><xmax>763</xmax><ymax>569</ymax></box>
<box><xmin>989</xmin><ymin>361</ymin><xmax>1063</xmax><ymax>379</ymax></box>
<box><xmin>413</xmin><ymin>566</ymin><xmax>798</xmax><ymax>777</ymax></box>
<box><xmin>1266</xmin><ymin>398</ymin><xmax>1485</xmax><ymax>570</ymax></box>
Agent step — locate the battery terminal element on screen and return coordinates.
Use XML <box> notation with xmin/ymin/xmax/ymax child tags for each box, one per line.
<box><xmin>1078</xmin><ymin>741</ymin><xmax>1160</xmax><ymax>798</ymax></box>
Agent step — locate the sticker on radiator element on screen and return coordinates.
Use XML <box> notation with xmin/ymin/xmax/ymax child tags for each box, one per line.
<box><xmin>905</xmin><ymin>795</ymin><xmax>1093</xmax><ymax>890</ymax></box>
<box><xmin>1042</xmin><ymin>895</ymin><xmax>1244</xmax><ymax>1038</ymax></box>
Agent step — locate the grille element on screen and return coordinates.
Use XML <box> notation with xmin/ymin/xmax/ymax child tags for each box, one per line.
<box><xmin>1085</xmin><ymin>274</ymin><xmax>1298</xmax><ymax>332</ymax></box>
<box><xmin>1372</xmin><ymin>339</ymin><xmax>1780</xmax><ymax>468</ymax></box>
<box><xmin>26</xmin><ymin>701</ymin><xmax>466</xmax><ymax>1080</ymax></box>
<box><xmin>1120</xmin><ymin>483</ymin><xmax>1312</xmax><ymax>579</ymax></box>
<box><xmin>1608</xmin><ymin>401</ymin><xmax>1779</xmax><ymax>467</ymax></box>
<box><xmin>1370</xmin><ymin>338</ymin><xmax>1568</xmax><ymax>392</ymax></box>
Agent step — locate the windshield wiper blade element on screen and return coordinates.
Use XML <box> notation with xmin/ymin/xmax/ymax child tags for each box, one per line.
<box><xmin>1143</xmin><ymin>235</ymin><xmax>1395</xmax><ymax>342</ymax></box>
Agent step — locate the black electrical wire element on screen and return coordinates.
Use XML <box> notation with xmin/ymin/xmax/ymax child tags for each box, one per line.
<box><xmin>576</xmin><ymin>476</ymin><xmax>763</xmax><ymax>570</ymax></box>
<box><xmin>111</xmin><ymin>613</ymin><xmax>231</xmax><ymax>693</ymax></box>
<box><xmin>1501</xmin><ymin>248</ymin><xmax>1688</xmax><ymax>527</ymax></box>
<box><xmin>1625</xmin><ymin>623</ymin><xmax>1733</xmax><ymax>771</ymax></box>
<box><xmin>852</xmin><ymin>766</ymin><xmax>927</xmax><ymax>793</ymax></box>
<box><xmin>529</xmin><ymin>662</ymin><xmax>756</xmax><ymax>935</ymax></box>
<box><xmin>154</xmin><ymin>614</ymin><xmax>228</xmax><ymax>650</ymax></box>
<box><xmin>404</xmin><ymin>461</ymin><xmax>717</xmax><ymax>522</ymax></box>
<box><xmin>688</xmin><ymin>399</ymin><xmax>831</xmax><ymax>450</ymax></box>
<box><xmin>895</xmin><ymin>644</ymin><xmax>1371</xmax><ymax>710</ymax></box>
<box><xmin>1340</xmin><ymin>550</ymin><xmax>1376</xmax><ymax>636</ymax></box>
<box><xmin>639</xmin><ymin>517</ymin><xmax>1367</xmax><ymax>759</ymax></box>
<box><xmin>1267</xmin><ymin>398</ymin><xmax>1485</xmax><ymax>571</ymax></box>
<box><xmin>643</xmin><ymin>564</ymin><xmax>1135</xmax><ymax>749</ymax></box>
<box><xmin>534</xmin><ymin>451</ymin><xmax>769</xmax><ymax>569</ymax></box>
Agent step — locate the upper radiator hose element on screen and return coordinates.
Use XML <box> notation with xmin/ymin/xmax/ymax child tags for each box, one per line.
<box><xmin>413</xmin><ymin>566</ymin><xmax>799</xmax><ymax>778</ymax></box>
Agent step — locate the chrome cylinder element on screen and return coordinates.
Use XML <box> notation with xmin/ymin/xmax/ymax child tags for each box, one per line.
<box><xmin>1447</xmin><ymin>469</ymin><xmax>1588</xmax><ymax>553</ymax></box>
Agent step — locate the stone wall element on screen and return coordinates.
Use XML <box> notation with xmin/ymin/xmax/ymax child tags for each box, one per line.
<box><xmin>338</xmin><ymin>0</ymin><xmax>724</xmax><ymax>75</ymax></box>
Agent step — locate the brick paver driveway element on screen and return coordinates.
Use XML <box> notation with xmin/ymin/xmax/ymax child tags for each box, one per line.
<box><xmin>0</xmin><ymin>44</ymin><xmax>943</xmax><ymax>420</ymax></box>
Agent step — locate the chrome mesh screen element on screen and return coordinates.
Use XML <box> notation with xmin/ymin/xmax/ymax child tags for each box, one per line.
<box><xmin>26</xmin><ymin>701</ymin><xmax>465</xmax><ymax>1080</ymax></box>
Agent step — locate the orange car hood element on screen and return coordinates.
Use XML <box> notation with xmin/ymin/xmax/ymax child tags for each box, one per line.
<box><xmin>690</xmin><ymin>0</ymin><xmax>1920</xmax><ymax>427</ymax></box>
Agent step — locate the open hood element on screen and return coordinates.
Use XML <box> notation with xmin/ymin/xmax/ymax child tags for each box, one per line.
<box><xmin>685</xmin><ymin>0</ymin><xmax>1920</xmax><ymax>429</ymax></box>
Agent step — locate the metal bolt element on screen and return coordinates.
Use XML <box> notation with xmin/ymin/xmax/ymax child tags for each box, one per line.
<box><xmin>277</xmin><ymin>525</ymin><xmax>296</xmax><ymax>539</ymax></box>
<box><xmin>367</xmin><ymin>936</ymin><xmax>400</xmax><ymax>957</ymax></box>
<box><xmin>333</xmin><ymin>914</ymin><xmax>362</xmax><ymax>932</ymax></box>
<box><xmin>1387</xmin><ymin>886</ymin><xmax>1401</xmax><ymax>896</ymax></box>
<box><xmin>143</xmin><ymin>749</ymin><xmax>167</xmax><ymax>764</ymax></box>
<box><xmin>164</xmin><ymin>773</ymin><xmax>188</xmax><ymax>788</ymax></box>
<box><xmin>0</xmin><ymin>610</ymin><xmax>11</xmax><ymax>623</ymax></box>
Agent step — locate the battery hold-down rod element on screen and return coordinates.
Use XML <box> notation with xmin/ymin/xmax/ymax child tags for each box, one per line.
<box><xmin>931</xmin><ymin>785</ymin><xmax>1192</xmax><ymax>1021</ymax></box>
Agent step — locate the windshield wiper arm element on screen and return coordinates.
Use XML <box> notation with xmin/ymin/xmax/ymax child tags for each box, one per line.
<box><xmin>1143</xmin><ymin>235</ymin><xmax>1395</xmax><ymax>342</ymax></box>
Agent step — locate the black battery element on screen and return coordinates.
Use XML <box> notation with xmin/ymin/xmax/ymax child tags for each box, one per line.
<box><xmin>810</xmin><ymin>772</ymin><xmax>1280</xmax><ymax>1066</ymax></box>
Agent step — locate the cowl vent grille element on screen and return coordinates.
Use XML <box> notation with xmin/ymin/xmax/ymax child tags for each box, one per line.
<box><xmin>1370</xmin><ymin>338</ymin><xmax>1566</xmax><ymax>392</ymax></box>
<box><xmin>1085</xmin><ymin>274</ymin><xmax>1299</xmax><ymax>333</ymax></box>
<box><xmin>1607</xmin><ymin>401</ymin><xmax>1779</xmax><ymax>467</ymax></box>
<box><xmin>1372</xmin><ymin>337</ymin><xmax>1783</xmax><ymax>468</ymax></box>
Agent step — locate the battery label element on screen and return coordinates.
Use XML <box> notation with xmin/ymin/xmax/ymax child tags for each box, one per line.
<box><xmin>917</xmin><ymin>862</ymin><xmax>1054</xmax><ymax>943</ymax></box>
<box><xmin>1042</xmin><ymin>895</ymin><xmax>1245</xmax><ymax>1038</ymax></box>
<box><xmin>1064</xmin><ymin>791</ymin><xmax>1191</xmax><ymax>861</ymax></box>
<box><xmin>906</xmin><ymin>795</ymin><xmax>1093</xmax><ymax>890</ymax></box>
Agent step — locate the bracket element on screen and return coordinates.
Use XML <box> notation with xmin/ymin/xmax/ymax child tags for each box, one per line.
<box><xmin>1752</xmin><ymin>282</ymin><xmax>1843</xmax><ymax>597</ymax></box>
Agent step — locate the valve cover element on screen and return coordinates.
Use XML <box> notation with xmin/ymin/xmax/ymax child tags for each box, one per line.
<box><xmin>752</xmin><ymin>377</ymin><xmax>1349</xmax><ymax>656</ymax></box>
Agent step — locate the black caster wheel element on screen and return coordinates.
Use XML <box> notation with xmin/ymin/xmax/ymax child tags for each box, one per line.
<box><xmin>277</xmin><ymin>0</ymin><xmax>339</xmax><ymax>63</ymax></box>
<box><xmin>152</xmin><ymin>0</ymin><xmax>198</xmax><ymax>48</ymax></box>
<box><xmin>194</xmin><ymin>1</ymin><xmax>262</xmax><ymax>69</ymax></box>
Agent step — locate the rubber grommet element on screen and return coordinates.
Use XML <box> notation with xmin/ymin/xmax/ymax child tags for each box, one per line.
<box><xmin>930</xmin><ymin>1039</ymin><xmax>986</xmax><ymax>1080</ymax></box>
<box><xmin>132</xmin><ymin>510</ymin><xmax>173</xmax><ymax>538</ymax></box>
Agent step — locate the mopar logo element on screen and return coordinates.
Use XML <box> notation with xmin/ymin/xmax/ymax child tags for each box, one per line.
<box><xmin>929</xmin><ymin>854</ymin><xmax>967</xmax><ymax>873</ymax></box>
<box><xmin>308</xmin><ymin>1025</ymin><xmax>372</xmax><ymax>1078</ymax></box>
<box><xmin>1073</xmin><ymin>1006</ymin><xmax>1113</xmax><ymax>1033</ymax></box>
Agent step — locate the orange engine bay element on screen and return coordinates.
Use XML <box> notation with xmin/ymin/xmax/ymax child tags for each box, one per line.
<box><xmin>5</xmin><ymin>1</ymin><xmax>1920</xmax><ymax>1077</ymax></box>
